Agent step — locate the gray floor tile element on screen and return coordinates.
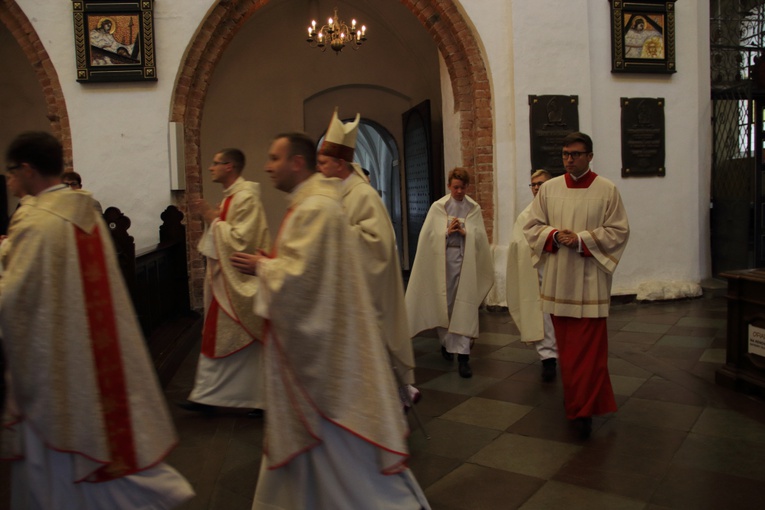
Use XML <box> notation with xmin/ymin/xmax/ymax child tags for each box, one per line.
<box><xmin>489</xmin><ymin>345</ymin><xmax>541</xmax><ymax>364</ymax></box>
<box><xmin>691</xmin><ymin>407</ymin><xmax>765</xmax><ymax>443</ymax></box>
<box><xmin>657</xmin><ymin>335</ymin><xmax>715</xmax><ymax>348</ymax></box>
<box><xmin>615</xmin><ymin>398</ymin><xmax>704</xmax><ymax>431</ymax></box>
<box><xmin>408</xmin><ymin>418</ymin><xmax>501</xmax><ymax>461</ymax></box>
<box><xmin>469</xmin><ymin>433</ymin><xmax>581</xmax><ymax>479</ymax></box>
<box><xmin>518</xmin><ymin>480</ymin><xmax>646</xmax><ymax>510</ymax></box>
<box><xmin>440</xmin><ymin>396</ymin><xmax>534</xmax><ymax>430</ymax></box>
<box><xmin>610</xmin><ymin>374</ymin><xmax>648</xmax><ymax>396</ymax></box>
<box><xmin>621</xmin><ymin>321</ymin><xmax>673</xmax><ymax>334</ymax></box>
<box><xmin>424</xmin><ymin>463</ymin><xmax>545</xmax><ymax>510</ymax></box>
<box><xmin>673</xmin><ymin>432</ymin><xmax>765</xmax><ymax>481</ymax></box>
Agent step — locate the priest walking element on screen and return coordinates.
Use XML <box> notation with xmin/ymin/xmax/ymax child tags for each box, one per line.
<box><xmin>180</xmin><ymin>148</ymin><xmax>271</xmax><ymax>417</ymax></box>
<box><xmin>231</xmin><ymin>132</ymin><xmax>430</xmax><ymax>509</ymax></box>
<box><xmin>523</xmin><ymin>132</ymin><xmax>629</xmax><ymax>439</ymax></box>
<box><xmin>0</xmin><ymin>131</ymin><xmax>194</xmax><ymax>508</ymax></box>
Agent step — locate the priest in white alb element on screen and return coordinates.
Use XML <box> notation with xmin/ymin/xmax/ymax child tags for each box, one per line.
<box><xmin>230</xmin><ymin>132</ymin><xmax>430</xmax><ymax>509</ymax></box>
<box><xmin>0</xmin><ymin>131</ymin><xmax>194</xmax><ymax>509</ymax></box>
<box><xmin>180</xmin><ymin>148</ymin><xmax>271</xmax><ymax>417</ymax></box>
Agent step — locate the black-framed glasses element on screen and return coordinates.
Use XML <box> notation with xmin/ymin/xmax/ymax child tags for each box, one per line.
<box><xmin>212</xmin><ymin>161</ymin><xmax>230</xmax><ymax>166</ymax></box>
<box><xmin>562</xmin><ymin>151</ymin><xmax>588</xmax><ymax>160</ymax></box>
<box><xmin>529</xmin><ymin>182</ymin><xmax>545</xmax><ymax>188</ymax></box>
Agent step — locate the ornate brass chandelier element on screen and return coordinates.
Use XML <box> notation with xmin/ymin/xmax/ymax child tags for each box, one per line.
<box><xmin>307</xmin><ymin>7</ymin><xmax>366</xmax><ymax>54</ymax></box>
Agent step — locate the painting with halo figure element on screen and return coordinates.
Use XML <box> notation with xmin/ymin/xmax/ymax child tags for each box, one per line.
<box><xmin>72</xmin><ymin>0</ymin><xmax>157</xmax><ymax>82</ymax></box>
<box><xmin>609</xmin><ymin>0</ymin><xmax>676</xmax><ymax>74</ymax></box>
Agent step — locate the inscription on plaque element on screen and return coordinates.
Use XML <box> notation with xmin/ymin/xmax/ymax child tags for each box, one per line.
<box><xmin>620</xmin><ymin>97</ymin><xmax>665</xmax><ymax>177</ymax></box>
<box><xmin>529</xmin><ymin>95</ymin><xmax>579</xmax><ymax>176</ymax></box>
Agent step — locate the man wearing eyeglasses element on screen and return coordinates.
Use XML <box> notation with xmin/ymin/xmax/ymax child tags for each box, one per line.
<box><xmin>523</xmin><ymin>132</ymin><xmax>629</xmax><ymax>439</ymax></box>
<box><xmin>507</xmin><ymin>169</ymin><xmax>558</xmax><ymax>382</ymax></box>
<box><xmin>178</xmin><ymin>148</ymin><xmax>272</xmax><ymax>418</ymax></box>
<box><xmin>0</xmin><ymin>132</ymin><xmax>194</xmax><ymax>506</ymax></box>
<box><xmin>61</xmin><ymin>171</ymin><xmax>103</xmax><ymax>214</ymax></box>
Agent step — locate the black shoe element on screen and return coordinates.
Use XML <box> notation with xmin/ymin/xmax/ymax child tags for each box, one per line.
<box><xmin>247</xmin><ymin>408</ymin><xmax>264</xmax><ymax>419</ymax></box>
<box><xmin>575</xmin><ymin>416</ymin><xmax>592</xmax><ymax>439</ymax></box>
<box><xmin>177</xmin><ymin>400</ymin><xmax>216</xmax><ymax>415</ymax></box>
<box><xmin>441</xmin><ymin>346</ymin><xmax>454</xmax><ymax>362</ymax></box>
<box><xmin>457</xmin><ymin>354</ymin><xmax>472</xmax><ymax>378</ymax></box>
<box><xmin>541</xmin><ymin>358</ymin><xmax>557</xmax><ymax>382</ymax></box>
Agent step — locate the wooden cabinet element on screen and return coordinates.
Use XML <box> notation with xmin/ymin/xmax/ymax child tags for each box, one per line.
<box><xmin>716</xmin><ymin>269</ymin><xmax>765</xmax><ymax>396</ymax></box>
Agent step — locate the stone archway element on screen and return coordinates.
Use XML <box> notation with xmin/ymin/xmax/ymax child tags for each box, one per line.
<box><xmin>0</xmin><ymin>2</ymin><xmax>72</xmax><ymax>167</ymax></box>
<box><xmin>171</xmin><ymin>0</ymin><xmax>494</xmax><ymax>307</ymax></box>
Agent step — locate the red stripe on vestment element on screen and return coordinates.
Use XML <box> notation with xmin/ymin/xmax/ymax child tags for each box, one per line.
<box><xmin>75</xmin><ymin>225</ymin><xmax>138</xmax><ymax>481</ymax></box>
<box><xmin>201</xmin><ymin>297</ymin><xmax>221</xmax><ymax>357</ymax></box>
<box><xmin>220</xmin><ymin>195</ymin><xmax>234</xmax><ymax>221</ymax></box>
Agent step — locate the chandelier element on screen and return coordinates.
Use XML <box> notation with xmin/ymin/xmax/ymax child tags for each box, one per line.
<box><xmin>307</xmin><ymin>7</ymin><xmax>366</xmax><ymax>54</ymax></box>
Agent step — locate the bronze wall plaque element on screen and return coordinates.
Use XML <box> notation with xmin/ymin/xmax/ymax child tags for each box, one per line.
<box><xmin>529</xmin><ymin>95</ymin><xmax>579</xmax><ymax>176</ymax></box>
<box><xmin>620</xmin><ymin>97</ymin><xmax>665</xmax><ymax>177</ymax></box>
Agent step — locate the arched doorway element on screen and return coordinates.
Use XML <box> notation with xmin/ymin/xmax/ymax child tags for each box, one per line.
<box><xmin>171</xmin><ymin>0</ymin><xmax>493</xmax><ymax>307</ymax></box>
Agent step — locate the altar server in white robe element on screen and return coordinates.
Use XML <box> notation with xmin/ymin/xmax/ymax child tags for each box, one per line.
<box><xmin>405</xmin><ymin>167</ymin><xmax>493</xmax><ymax>378</ymax></box>
<box><xmin>506</xmin><ymin>169</ymin><xmax>558</xmax><ymax>382</ymax></box>
<box><xmin>524</xmin><ymin>131</ymin><xmax>629</xmax><ymax>439</ymax></box>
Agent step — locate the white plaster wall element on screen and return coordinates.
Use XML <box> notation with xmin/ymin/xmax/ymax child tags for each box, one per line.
<box><xmin>453</xmin><ymin>0</ymin><xmax>712</xmax><ymax>295</ymax></box>
<box><xmin>15</xmin><ymin>0</ymin><xmax>217</xmax><ymax>250</ymax></box>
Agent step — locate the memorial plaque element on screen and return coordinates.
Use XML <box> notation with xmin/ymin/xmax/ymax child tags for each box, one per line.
<box><xmin>620</xmin><ymin>97</ymin><xmax>665</xmax><ymax>177</ymax></box>
<box><xmin>529</xmin><ymin>95</ymin><xmax>579</xmax><ymax>176</ymax></box>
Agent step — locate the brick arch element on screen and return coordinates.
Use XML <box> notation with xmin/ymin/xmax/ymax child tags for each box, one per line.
<box><xmin>0</xmin><ymin>2</ymin><xmax>72</xmax><ymax>168</ymax></box>
<box><xmin>171</xmin><ymin>0</ymin><xmax>494</xmax><ymax>307</ymax></box>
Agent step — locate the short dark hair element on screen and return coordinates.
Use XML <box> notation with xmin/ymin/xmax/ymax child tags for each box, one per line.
<box><xmin>275</xmin><ymin>132</ymin><xmax>317</xmax><ymax>172</ymax></box>
<box><xmin>448</xmin><ymin>167</ymin><xmax>470</xmax><ymax>186</ymax></box>
<box><xmin>218</xmin><ymin>148</ymin><xmax>245</xmax><ymax>173</ymax></box>
<box><xmin>562</xmin><ymin>131</ymin><xmax>593</xmax><ymax>153</ymax></box>
<box><xmin>6</xmin><ymin>131</ymin><xmax>63</xmax><ymax>177</ymax></box>
<box><xmin>61</xmin><ymin>171</ymin><xmax>82</xmax><ymax>185</ymax></box>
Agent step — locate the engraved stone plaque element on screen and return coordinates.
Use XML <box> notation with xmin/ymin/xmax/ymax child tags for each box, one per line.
<box><xmin>529</xmin><ymin>95</ymin><xmax>579</xmax><ymax>176</ymax></box>
<box><xmin>620</xmin><ymin>97</ymin><xmax>665</xmax><ymax>177</ymax></box>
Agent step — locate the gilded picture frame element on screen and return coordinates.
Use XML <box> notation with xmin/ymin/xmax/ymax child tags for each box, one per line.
<box><xmin>72</xmin><ymin>0</ymin><xmax>157</xmax><ymax>83</ymax></box>
<box><xmin>610</xmin><ymin>0</ymin><xmax>676</xmax><ymax>74</ymax></box>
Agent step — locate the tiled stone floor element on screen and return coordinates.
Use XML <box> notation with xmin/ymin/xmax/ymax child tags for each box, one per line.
<box><xmin>3</xmin><ymin>293</ymin><xmax>765</xmax><ymax>509</ymax></box>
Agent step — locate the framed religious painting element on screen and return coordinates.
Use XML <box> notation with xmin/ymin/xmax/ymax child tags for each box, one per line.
<box><xmin>72</xmin><ymin>0</ymin><xmax>157</xmax><ymax>83</ymax></box>
<box><xmin>609</xmin><ymin>0</ymin><xmax>676</xmax><ymax>74</ymax></box>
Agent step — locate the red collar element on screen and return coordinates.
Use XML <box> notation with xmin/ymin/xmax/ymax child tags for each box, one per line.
<box><xmin>565</xmin><ymin>170</ymin><xmax>598</xmax><ymax>188</ymax></box>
